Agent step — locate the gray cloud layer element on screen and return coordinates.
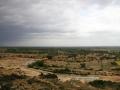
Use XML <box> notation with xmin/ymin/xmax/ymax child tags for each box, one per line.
<box><xmin>0</xmin><ymin>0</ymin><xmax>120</xmax><ymax>46</ymax></box>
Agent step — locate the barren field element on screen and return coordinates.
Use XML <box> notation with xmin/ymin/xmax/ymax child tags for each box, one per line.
<box><xmin>0</xmin><ymin>47</ymin><xmax>120</xmax><ymax>90</ymax></box>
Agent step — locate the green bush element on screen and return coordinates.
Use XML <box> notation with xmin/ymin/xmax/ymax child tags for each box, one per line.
<box><xmin>42</xmin><ymin>73</ymin><xmax>58</xmax><ymax>79</ymax></box>
<box><xmin>53</xmin><ymin>67</ymin><xmax>71</xmax><ymax>74</ymax></box>
<box><xmin>28</xmin><ymin>60</ymin><xmax>45</xmax><ymax>69</ymax></box>
<box><xmin>80</xmin><ymin>63</ymin><xmax>86</xmax><ymax>68</ymax></box>
<box><xmin>89</xmin><ymin>80</ymin><xmax>120</xmax><ymax>89</ymax></box>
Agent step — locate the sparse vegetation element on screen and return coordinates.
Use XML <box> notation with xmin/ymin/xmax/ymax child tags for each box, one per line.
<box><xmin>0</xmin><ymin>47</ymin><xmax>120</xmax><ymax>90</ymax></box>
<box><xmin>115</xmin><ymin>60</ymin><xmax>120</xmax><ymax>65</ymax></box>
<box><xmin>41</xmin><ymin>73</ymin><xmax>58</xmax><ymax>79</ymax></box>
<box><xmin>53</xmin><ymin>67</ymin><xmax>71</xmax><ymax>74</ymax></box>
<box><xmin>89</xmin><ymin>80</ymin><xmax>120</xmax><ymax>89</ymax></box>
<box><xmin>28</xmin><ymin>60</ymin><xmax>46</xmax><ymax>69</ymax></box>
<box><xmin>80</xmin><ymin>63</ymin><xmax>86</xmax><ymax>68</ymax></box>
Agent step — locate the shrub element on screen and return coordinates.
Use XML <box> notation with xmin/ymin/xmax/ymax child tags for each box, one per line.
<box><xmin>41</xmin><ymin>73</ymin><xmax>58</xmax><ymax>79</ymax></box>
<box><xmin>111</xmin><ymin>62</ymin><xmax>117</xmax><ymax>66</ymax></box>
<box><xmin>80</xmin><ymin>63</ymin><xmax>86</xmax><ymax>68</ymax></box>
<box><xmin>89</xmin><ymin>80</ymin><xmax>120</xmax><ymax>89</ymax></box>
<box><xmin>47</xmin><ymin>55</ymin><xmax>53</xmax><ymax>59</ymax></box>
<box><xmin>53</xmin><ymin>67</ymin><xmax>71</xmax><ymax>74</ymax></box>
<box><xmin>28</xmin><ymin>60</ymin><xmax>45</xmax><ymax>69</ymax></box>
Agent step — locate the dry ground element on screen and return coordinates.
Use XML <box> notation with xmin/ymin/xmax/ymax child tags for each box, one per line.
<box><xmin>0</xmin><ymin>54</ymin><xmax>120</xmax><ymax>82</ymax></box>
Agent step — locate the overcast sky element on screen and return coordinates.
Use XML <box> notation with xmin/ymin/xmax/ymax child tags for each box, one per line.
<box><xmin>0</xmin><ymin>0</ymin><xmax>120</xmax><ymax>46</ymax></box>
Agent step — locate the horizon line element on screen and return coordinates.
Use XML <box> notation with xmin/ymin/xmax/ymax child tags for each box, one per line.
<box><xmin>1</xmin><ymin>46</ymin><xmax>120</xmax><ymax>48</ymax></box>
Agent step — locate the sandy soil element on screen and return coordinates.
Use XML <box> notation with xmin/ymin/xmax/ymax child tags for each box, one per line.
<box><xmin>0</xmin><ymin>56</ymin><xmax>120</xmax><ymax>82</ymax></box>
<box><xmin>100</xmin><ymin>76</ymin><xmax>120</xmax><ymax>82</ymax></box>
<box><xmin>0</xmin><ymin>57</ymin><xmax>40</xmax><ymax>76</ymax></box>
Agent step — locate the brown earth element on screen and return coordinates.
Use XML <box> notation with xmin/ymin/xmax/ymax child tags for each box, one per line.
<box><xmin>0</xmin><ymin>56</ymin><xmax>120</xmax><ymax>82</ymax></box>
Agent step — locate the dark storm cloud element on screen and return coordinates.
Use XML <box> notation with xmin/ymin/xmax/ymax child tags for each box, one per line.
<box><xmin>0</xmin><ymin>0</ymin><xmax>77</xmax><ymax>45</ymax></box>
<box><xmin>0</xmin><ymin>24</ymin><xmax>28</xmax><ymax>43</ymax></box>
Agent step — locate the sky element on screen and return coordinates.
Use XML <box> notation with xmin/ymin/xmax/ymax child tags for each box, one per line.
<box><xmin>0</xmin><ymin>0</ymin><xmax>120</xmax><ymax>46</ymax></box>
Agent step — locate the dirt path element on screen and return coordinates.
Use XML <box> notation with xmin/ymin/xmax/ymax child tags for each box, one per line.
<box><xmin>24</xmin><ymin>60</ymin><xmax>120</xmax><ymax>82</ymax></box>
<box><xmin>99</xmin><ymin>76</ymin><xmax>120</xmax><ymax>83</ymax></box>
<box><xmin>0</xmin><ymin>57</ymin><xmax>120</xmax><ymax>82</ymax></box>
